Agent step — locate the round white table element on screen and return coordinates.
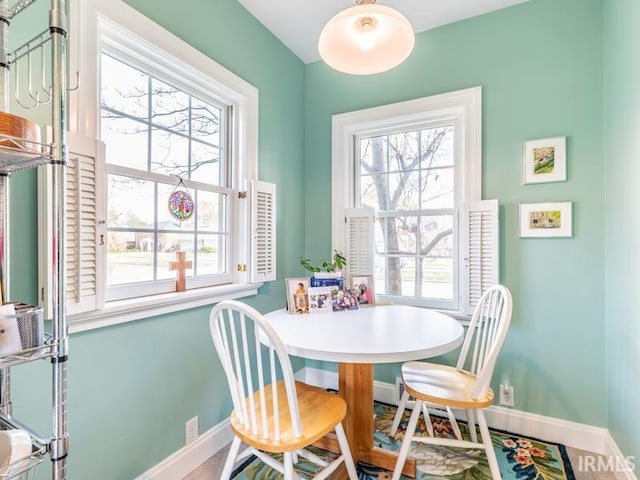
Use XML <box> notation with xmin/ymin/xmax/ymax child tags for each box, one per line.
<box><xmin>264</xmin><ymin>305</ymin><xmax>464</xmax><ymax>478</ymax></box>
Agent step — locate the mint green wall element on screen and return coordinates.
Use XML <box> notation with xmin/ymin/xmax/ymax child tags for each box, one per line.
<box><xmin>9</xmin><ymin>0</ymin><xmax>632</xmax><ymax>477</ymax></box>
<box><xmin>305</xmin><ymin>0</ymin><xmax>606</xmax><ymax>426</ymax></box>
<box><xmin>604</xmin><ymin>0</ymin><xmax>640</xmax><ymax>461</ymax></box>
<box><xmin>8</xmin><ymin>1</ymin><xmax>305</xmax><ymax>478</ymax></box>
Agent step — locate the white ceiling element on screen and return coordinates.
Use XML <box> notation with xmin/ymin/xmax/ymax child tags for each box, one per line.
<box><xmin>238</xmin><ymin>0</ymin><xmax>529</xmax><ymax>64</ymax></box>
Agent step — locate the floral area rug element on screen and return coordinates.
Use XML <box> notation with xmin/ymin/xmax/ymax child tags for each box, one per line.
<box><xmin>231</xmin><ymin>401</ymin><xmax>575</xmax><ymax>480</ymax></box>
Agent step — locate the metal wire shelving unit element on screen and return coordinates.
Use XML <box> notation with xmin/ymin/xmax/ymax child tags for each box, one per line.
<box><xmin>0</xmin><ymin>0</ymin><xmax>69</xmax><ymax>479</ymax></box>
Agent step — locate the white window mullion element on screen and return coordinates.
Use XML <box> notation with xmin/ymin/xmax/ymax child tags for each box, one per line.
<box><xmin>95</xmin><ymin>139</ymin><xmax>107</xmax><ymax>310</ymax></box>
<box><xmin>375</xmin><ymin>208</ymin><xmax>455</xmax><ymax>218</ymax></box>
<box><xmin>107</xmin><ymin>164</ymin><xmax>233</xmax><ymax>195</ymax></box>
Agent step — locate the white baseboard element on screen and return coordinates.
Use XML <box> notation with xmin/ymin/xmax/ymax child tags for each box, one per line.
<box><xmin>483</xmin><ymin>405</ymin><xmax>609</xmax><ymax>455</ymax></box>
<box><xmin>603</xmin><ymin>432</ymin><xmax>639</xmax><ymax>480</ymax></box>
<box><xmin>297</xmin><ymin>367</ymin><xmax>618</xmax><ymax>457</ymax></box>
<box><xmin>135</xmin><ymin>418</ymin><xmax>233</xmax><ymax>480</ymax></box>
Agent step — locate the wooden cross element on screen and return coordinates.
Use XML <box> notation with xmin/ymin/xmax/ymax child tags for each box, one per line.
<box><xmin>169</xmin><ymin>251</ymin><xmax>192</xmax><ymax>292</ymax></box>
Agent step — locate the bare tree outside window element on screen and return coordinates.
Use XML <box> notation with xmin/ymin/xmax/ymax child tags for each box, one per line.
<box><xmin>358</xmin><ymin>125</ymin><xmax>455</xmax><ymax>300</ymax></box>
<box><xmin>101</xmin><ymin>55</ymin><xmax>224</xmax><ymax>181</ymax></box>
<box><xmin>100</xmin><ymin>53</ymin><xmax>229</xmax><ymax>291</ymax></box>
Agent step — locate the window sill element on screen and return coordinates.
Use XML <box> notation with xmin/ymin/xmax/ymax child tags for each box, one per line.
<box><xmin>377</xmin><ymin>298</ymin><xmax>471</xmax><ymax>324</ymax></box>
<box><xmin>437</xmin><ymin>309</ymin><xmax>472</xmax><ymax>325</ymax></box>
<box><xmin>68</xmin><ymin>282</ymin><xmax>263</xmax><ymax>334</ymax></box>
<box><xmin>376</xmin><ymin>301</ymin><xmax>471</xmax><ymax>325</ymax></box>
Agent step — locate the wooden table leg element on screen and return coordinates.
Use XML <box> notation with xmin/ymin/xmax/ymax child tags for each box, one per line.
<box><xmin>339</xmin><ymin>363</ymin><xmax>375</xmax><ymax>456</ymax></box>
<box><xmin>325</xmin><ymin>363</ymin><xmax>417</xmax><ymax>479</ymax></box>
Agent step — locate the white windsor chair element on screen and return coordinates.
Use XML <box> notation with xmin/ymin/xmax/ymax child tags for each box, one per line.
<box><xmin>390</xmin><ymin>284</ymin><xmax>513</xmax><ymax>480</ymax></box>
<box><xmin>210</xmin><ymin>300</ymin><xmax>358</xmax><ymax>480</ymax></box>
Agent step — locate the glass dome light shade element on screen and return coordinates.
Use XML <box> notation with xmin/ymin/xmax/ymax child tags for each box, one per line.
<box><xmin>318</xmin><ymin>3</ymin><xmax>415</xmax><ymax>75</ymax></box>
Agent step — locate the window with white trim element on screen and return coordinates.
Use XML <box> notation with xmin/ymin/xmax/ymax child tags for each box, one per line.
<box><xmin>38</xmin><ymin>0</ymin><xmax>275</xmax><ymax>329</ymax></box>
<box><xmin>100</xmin><ymin>53</ymin><xmax>233</xmax><ymax>301</ymax></box>
<box><xmin>332</xmin><ymin>87</ymin><xmax>498</xmax><ymax>316</ymax></box>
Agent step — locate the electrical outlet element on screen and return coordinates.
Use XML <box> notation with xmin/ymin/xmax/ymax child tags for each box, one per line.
<box><xmin>500</xmin><ymin>384</ymin><xmax>514</xmax><ymax>407</ymax></box>
<box><xmin>395</xmin><ymin>376</ymin><xmax>405</xmax><ymax>403</ymax></box>
<box><xmin>186</xmin><ymin>416</ymin><xmax>198</xmax><ymax>445</ymax></box>
<box><xmin>395</xmin><ymin>376</ymin><xmax>416</xmax><ymax>408</ymax></box>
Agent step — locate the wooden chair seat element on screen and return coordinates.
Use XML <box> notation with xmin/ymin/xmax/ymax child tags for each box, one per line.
<box><xmin>402</xmin><ymin>361</ymin><xmax>494</xmax><ymax>409</ymax></box>
<box><xmin>231</xmin><ymin>381</ymin><xmax>347</xmax><ymax>453</ymax></box>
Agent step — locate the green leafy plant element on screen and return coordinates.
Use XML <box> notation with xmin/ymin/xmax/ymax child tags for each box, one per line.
<box><xmin>299</xmin><ymin>250</ymin><xmax>346</xmax><ymax>273</ymax></box>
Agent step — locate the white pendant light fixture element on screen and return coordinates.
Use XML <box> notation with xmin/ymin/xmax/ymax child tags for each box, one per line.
<box><xmin>318</xmin><ymin>0</ymin><xmax>415</xmax><ymax>75</ymax></box>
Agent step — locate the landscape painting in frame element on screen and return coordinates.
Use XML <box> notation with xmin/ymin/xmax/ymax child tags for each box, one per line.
<box><xmin>519</xmin><ymin>202</ymin><xmax>572</xmax><ymax>238</ymax></box>
<box><xmin>524</xmin><ymin>137</ymin><xmax>566</xmax><ymax>184</ymax></box>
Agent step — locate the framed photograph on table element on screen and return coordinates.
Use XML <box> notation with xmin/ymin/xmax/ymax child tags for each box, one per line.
<box><xmin>519</xmin><ymin>202</ymin><xmax>573</xmax><ymax>238</ymax></box>
<box><xmin>308</xmin><ymin>286</ymin><xmax>334</xmax><ymax>312</ymax></box>
<box><xmin>331</xmin><ymin>289</ymin><xmax>359</xmax><ymax>312</ymax></box>
<box><xmin>523</xmin><ymin>136</ymin><xmax>566</xmax><ymax>184</ymax></box>
<box><xmin>285</xmin><ymin>277</ymin><xmax>310</xmax><ymax>314</ymax></box>
<box><xmin>350</xmin><ymin>275</ymin><xmax>375</xmax><ymax>306</ymax></box>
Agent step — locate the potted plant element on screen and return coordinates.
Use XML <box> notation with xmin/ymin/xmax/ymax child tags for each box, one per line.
<box><xmin>299</xmin><ymin>250</ymin><xmax>346</xmax><ymax>279</ymax></box>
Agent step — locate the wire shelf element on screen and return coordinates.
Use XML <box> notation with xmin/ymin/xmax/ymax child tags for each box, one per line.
<box><xmin>0</xmin><ymin>0</ymin><xmax>39</xmax><ymax>20</ymax></box>
<box><xmin>0</xmin><ymin>303</ymin><xmax>52</xmax><ymax>368</ymax></box>
<box><xmin>0</xmin><ymin>1</ymin><xmax>69</xmax><ymax>478</ymax></box>
<box><xmin>0</xmin><ymin>416</ymin><xmax>47</xmax><ymax>480</ymax></box>
<box><xmin>0</xmin><ymin>455</ymin><xmax>44</xmax><ymax>480</ymax></box>
<box><xmin>0</xmin><ymin>342</ymin><xmax>54</xmax><ymax>368</ymax></box>
<box><xmin>0</xmin><ymin>134</ymin><xmax>53</xmax><ymax>175</ymax></box>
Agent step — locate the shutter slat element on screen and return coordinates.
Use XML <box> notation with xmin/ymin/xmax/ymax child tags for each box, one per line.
<box><xmin>39</xmin><ymin>132</ymin><xmax>104</xmax><ymax>317</ymax></box>
<box><xmin>345</xmin><ymin>208</ymin><xmax>375</xmax><ymax>280</ymax></box>
<box><xmin>251</xmin><ymin>180</ymin><xmax>276</xmax><ymax>282</ymax></box>
<box><xmin>463</xmin><ymin>200</ymin><xmax>499</xmax><ymax>314</ymax></box>
<box><xmin>65</xmin><ymin>146</ymin><xmax>98</xmax><ymax>310</ymax></box>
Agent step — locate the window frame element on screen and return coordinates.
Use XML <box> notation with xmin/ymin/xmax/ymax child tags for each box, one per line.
<box><xmin>105</xmin><ymin>166</ymin><xmax>235</xmax><ymax>301</ymax></box>
<box><xmin>61</xmin><ymin>0</ymin><xmax>261</xmax><ymax>331</ymax></box>
<box><xmin>331</xmin><ymin>87</ymin><xmax>482</xmax><ymax>316</ymax></box>
<box><xmin>98</xmin><ymin>51</ymin><xmax>235</xmax><ymax>300</ymax></box>
<box><xmin>353</xmin><ymin>118</ymin><xmax>461</xmax><ymax>310</ymax></box>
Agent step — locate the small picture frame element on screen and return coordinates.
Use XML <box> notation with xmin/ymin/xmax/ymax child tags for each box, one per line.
<box><xmin>285</xmin><ymin>277</ymin><xmax>310</xmax><ymax>314</ymax></box>
<box><xmin>293</xmin><ymin>293</ymin><xmax>309</xmax><ymax>314</ymax></box>
<box><xmin>331</xmin><ymin>289</ymin><xmax>360</xmax><ymax>312</ymax></box>
<box><xmin>519</xmin><ymin>202</ymin><xmax>573</xmax><ymax>238</ymax></box>
<box><xmin>308</xmin><ymin>286</ymin><xmax>334</xmax><ymax>313</ymax></box>
<box><xmin>350</xmin><ymin>275</ymin><xmax>375</xmax><ymax>306</ymax></box>
<box><xmin>523</xmin><ymin>137</ymin><xmax>566</xmax><ymax>184</ymax></box>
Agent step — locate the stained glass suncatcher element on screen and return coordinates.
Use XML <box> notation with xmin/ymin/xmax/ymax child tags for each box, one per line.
<box><xmin>168</xmin><ymin>190</ymin><xmax>195</xmax><ymax>221</ymax></box>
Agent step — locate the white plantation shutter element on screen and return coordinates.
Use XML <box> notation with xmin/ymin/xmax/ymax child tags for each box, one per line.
<box><xmin>345</xmin><ymin>207</ymin><xmax>375</xmax><ymax>279</ymax></box>
<box><xmin>462</xmin><ymin>200</ymin><xmax>499</xmax><ymax>315</ymax></box>
<box><xmin>250</xmin><ymin>180</ymin><xmax>276</xmax><ymax>282</ymax></box>
<box><xmin>39</xmin><ymin>133</ymin><xmax>105</xmax><ymax>317</ymax></box>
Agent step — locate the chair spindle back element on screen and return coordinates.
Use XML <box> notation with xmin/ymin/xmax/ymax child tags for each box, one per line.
<box><xmin>455</xmin><ymin>285</ymin><xmax>513</xmax><ymax>399</ymax></box>
<box><xmin>210</xmin><ymin>300</ymin><xmax>302</xmax><ymax>441</ymax></box>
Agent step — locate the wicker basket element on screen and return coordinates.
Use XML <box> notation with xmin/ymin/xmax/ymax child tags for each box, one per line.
<box><xmin>0</xmin><ymin>111</ymin><xmax>41</xmax><ymax>153</ymax></box>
